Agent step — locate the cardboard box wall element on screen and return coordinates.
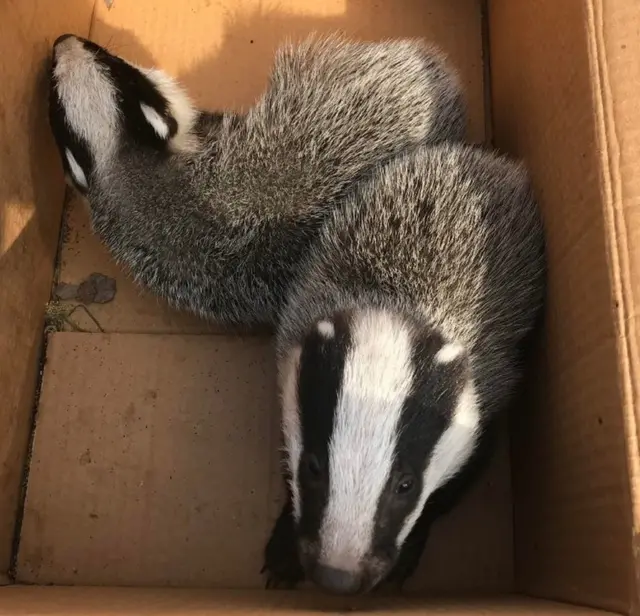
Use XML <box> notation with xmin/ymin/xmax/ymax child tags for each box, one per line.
<box><xmin>0</xmin><ymin>0</ymin><xmax>639</xmax><ymax>614</ymax></box>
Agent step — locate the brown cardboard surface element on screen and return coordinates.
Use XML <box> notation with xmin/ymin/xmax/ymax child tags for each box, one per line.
<box><xmin>17</xmin><ymin>333</ymin><xmax>512</xmax><ymax>592</ymax></box>
<box><xmin>0</xmin><ymin>0</ymin><xmax>95</xmax><ymax>577</ymax></box>
<box><xmin>585</xmin><ymin>0</ymin><xmax>640</xmax><ymax>610</ymax></box>
<box><xmin>6</xmin><ymin>0</ymin><xmax>639</xmax><ymax>611</ymax></box>
<box><xmin>488</xmin><ymin>0</ymin><xmax>640</xmax><ymax>612</ymax></box>
<box><xmin>17</xmin><ymin>333</ymin><xmax>281</xmax><ymax>588</ymax></box>
<box><xmin>58</xmin><ymin>0</ymin><xmax>486</xmax><ymax>334</ymax></box>
<box><xmin>0</xmin><ymin>588</ymin><xmax>620</xmax><ymax>616</ymax></box>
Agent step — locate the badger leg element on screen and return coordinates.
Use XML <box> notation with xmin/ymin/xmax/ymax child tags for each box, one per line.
<box><xmin>262</xmin><ymin>496</ymin><xmax>305</xmax><ymax>589</ymax></box>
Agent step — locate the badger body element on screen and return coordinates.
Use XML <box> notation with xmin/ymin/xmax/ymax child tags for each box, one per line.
<box><xmin>49</xmin><ymin>33</ymin><xmax>465</xmax><ymax>326</ymax></box>
<box><xmin>48</xmin><ymin>33</ymin><xmax>545</xmax><ymax>596</ymax></box>
<box><xmin>266</xmin><ymin>142</ymin><xmax>546</xmax><ymax>594</ymax></box>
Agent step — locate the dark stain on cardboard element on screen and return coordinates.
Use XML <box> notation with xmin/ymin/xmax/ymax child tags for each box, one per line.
<box><xmin>124</xmin><ymin>403</ymin><xmax>136</xmax><ymax>426</ymax></box>
<box><xmin>77</xmin><ymin>273</ymin><xmax>117</xmax><ymax>305</ymax></box>
<box><xmin>54</xmin><ymin>273</ymin><xmax>117</xmax><ymax>305</ymax></box>
<box><xmin>79</xmin><ymin>449</ymin><xmax>92</xmax><ymax>466</ymax></box>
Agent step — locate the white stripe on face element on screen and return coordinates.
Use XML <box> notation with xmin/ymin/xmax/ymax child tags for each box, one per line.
<box><xmin>397</xmin><ymin>379</ymin><xmax>481</xmax><ymax>546</ymax></box>
<box><xmin>53</xmin><ymin>36</ymin><xmax>119</xmax><ymax>169</ymax></box>
<box><xmin>319</xmin><ymin>311</ymin><xmax>414</xmax><ymax>571</ymax></box>
<box><xmin>279</xmin><ymin>346</ymin><xmax>303</xmax><ymax>520</ymax></box>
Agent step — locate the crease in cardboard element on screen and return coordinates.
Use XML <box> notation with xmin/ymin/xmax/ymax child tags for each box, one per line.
<box><xmin>585</xmin><ymin>0</ymin><xmax>640</xmax><ymax>611</ymax></box>
<box><xmin>0</xmin><ymin>0</ymin><xmax>98</xmax><ymax>578</ymax></box>
<box><xmin>487</xmin><ymin>0</ymin><xmax>639</xmax><ymax>611</ymax></box>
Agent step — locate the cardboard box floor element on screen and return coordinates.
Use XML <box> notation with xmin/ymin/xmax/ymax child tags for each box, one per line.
<box><xmin>1</xmin><ymin>0</ymin><xmax>639</xmax><ymax>614</ymax></box>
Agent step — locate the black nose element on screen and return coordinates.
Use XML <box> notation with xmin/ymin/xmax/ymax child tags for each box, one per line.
<box><xmin>312</xmin><ymin>565</ymin><xmax>362</xmax><ymax>595</ymax></box>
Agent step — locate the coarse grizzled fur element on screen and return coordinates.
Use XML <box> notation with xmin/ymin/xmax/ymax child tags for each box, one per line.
<box><xmin>48</xmin><ymin>33</ymin><xmax>466</xmax><ymax>326</ymax></box>
<box><xmin>49</xmin><ymin>32</ymin><xmax>544</xmax><ymax>596</ymax></box>
<box><xmin>268</xmin><ymin>142</ymin><xmax>546</xmax><ymax>594</ymax></box>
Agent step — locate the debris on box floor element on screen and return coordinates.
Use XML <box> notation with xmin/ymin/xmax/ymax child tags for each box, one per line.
<box><xmin>54</xmin><ymin>273</ymin><xmax>117</xmax><ymax>305</ymax></box>
<box><xmin>46</xmin><ymin>273</ymin><xmax>117</xmax><ymax>333</ymax></box>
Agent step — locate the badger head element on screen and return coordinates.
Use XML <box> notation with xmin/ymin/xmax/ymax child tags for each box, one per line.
<box><xmin>48</xmin><ymin>33</ymin><xmax>199</xmax><ymax>195</ymax></box>
<box><xmin>279</xmin><ymin>308</ymin><xmax>481</xmax><ymax>594</ymax></box>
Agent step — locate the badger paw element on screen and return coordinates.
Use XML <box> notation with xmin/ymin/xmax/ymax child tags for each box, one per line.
<box><xmin>262</xmin><ymin>501</ymin><xmax>305</xmax><ymax>589</ymax></box>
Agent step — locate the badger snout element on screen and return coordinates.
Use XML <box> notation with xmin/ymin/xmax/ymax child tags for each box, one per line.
<box><xmin>311</xmin><ymin>565</ymin><xmax>363</xmax><ymax>595</ymax></box>
<box><xmin>306</xmin><ymin>557</ymin><xmax>390</xmax><ymax>595</ymax></box>
<box><xmin>49</xmin><ymin>32</ymin><xmax>124</xmax><ymax>192</ymax></box>
<box><xmin>53</xmin><ymin>33</ymin><xmax>78</xmax><ymax>51</ymax></box>
<box><xmin>299</xmin><ymin>538</ymin><xmax>390</xmax><ymax>595</ymax></box>
<box><xmin>51</xmin><ymin>33</ymin><xmax>93</xmax><ymax>68</ymax></box>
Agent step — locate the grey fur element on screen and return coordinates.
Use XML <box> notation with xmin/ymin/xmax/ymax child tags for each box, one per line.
<box><xmin>270</xmin><ymin>141</ymin><xmax>545</xmax><ymax>592</ymax></box>
<box><xmin>50</xmin><ymin>33</ymin><xmax>466</xmax><ymax>326</ymax></box>
<box><xmin>278</xmin><ymin>142</ymin><xmax>546</xmax><ymax>419</ymax></box>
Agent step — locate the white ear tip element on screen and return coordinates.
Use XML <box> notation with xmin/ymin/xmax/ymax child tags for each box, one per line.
<box><xmin>317</xmin><ymin>320</ymin><xmax>335</xmax><ymax>338</ymax></box>
<box><xmin>434</xmin><ymin>343</ymin><xmax>465</xmax><ymax>365</ymax></box>
<box><xmin>65</xmin><ymin>148</ymin><xmax>88</xmax><ymax>190</ymax></box>
<box><xmin>140</xmin><ymin>102</ymin><xmax>170</xmax><ymax>139</ymax></box>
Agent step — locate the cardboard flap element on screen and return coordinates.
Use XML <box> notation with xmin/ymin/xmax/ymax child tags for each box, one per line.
<box><xmin>488</xmin><ymin>0</ymin><xmax>640</xmax><ymax>611</ymax></box>
<box><xmin>0</xmin><ymin>0</ymin><xmax>95</xmax><ymax>578</ymax></box>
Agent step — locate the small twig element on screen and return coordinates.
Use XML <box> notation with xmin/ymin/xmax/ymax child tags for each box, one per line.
<box><xmin>66</xmin><ymin>304</ymin><xmax>105</xmax><ymax>333</ymax></box>
<box><xmin>44</xmin><ymin>302</ymin><xmax>105</xmax><ymax>334</ymax></box>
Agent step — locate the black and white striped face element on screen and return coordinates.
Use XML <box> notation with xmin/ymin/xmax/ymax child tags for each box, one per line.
<box><xmin>280</xmin><ymin>309</ymin><xmax>481</xmax><ymax>594</ymax></box>
<box><xmin>48</xmin><ymin>34</ymin><xmax>198</xmax><ymax>194</ymax></box>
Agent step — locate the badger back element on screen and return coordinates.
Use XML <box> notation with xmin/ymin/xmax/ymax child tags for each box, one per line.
<box><xmin>48</xmin><ymin>34</ymin><xmax>468</xmax><ymax>327</ymax></box>
<box><xmin>220</xmin><ymin>35</ymin><xmax>467</xmax><ymax>216</ymax></box>
<box><xmin>277</xmin><ymin>143</ymin><xmax>545</xmax><ymax>404</ymax></box>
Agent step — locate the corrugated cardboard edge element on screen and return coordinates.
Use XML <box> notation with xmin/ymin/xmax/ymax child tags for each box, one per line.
<box><xmin>0</xmin><ymin>0</ymin><xmax>96</xmax><ymax>578</ymax></box>
<box><xmin>585</xmin><ymin>0</ymin><xmax>640</xmax><ymax>612</ymax></box>
<box><xmin>0</xmin><ymin>587</ymin><xmax>624</xmax><ymax>615</ymax></box>
<box><xmin>488</xmin><ymin>0</ymin><xmax>639</xmax><ymax>611</ymax></box>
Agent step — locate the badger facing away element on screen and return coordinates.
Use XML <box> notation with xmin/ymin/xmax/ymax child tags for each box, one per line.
<box><xmin>48</xmin><ymin>33</ymin><xmax>465</xmax><ymax>326</ymax></box>
<box><xmin>263</xmin><ymin>142</ymin><xmax>546</xmax><ymax>594</ymax></box>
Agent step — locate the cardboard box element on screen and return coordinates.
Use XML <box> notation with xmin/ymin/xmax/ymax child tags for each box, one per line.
<box><xmin>0</xmin><ymin>0</ymin><xmax>638</xmax><ymax>613</ymax></box>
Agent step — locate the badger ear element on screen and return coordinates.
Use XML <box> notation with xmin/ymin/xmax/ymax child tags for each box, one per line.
<box><xmin>139</xmin><ymin>102</ymin><xmax>178</xmax><ymax>141</ymax></box>
<box><xmin>316</xmin><ymin>319</ymin><xmax>335</xmax><ymax>339</ymax></box>
<box><xmin>434</xmin><ymin>342</ymin><xmax>465</xmax><ymax>365</ymax></box>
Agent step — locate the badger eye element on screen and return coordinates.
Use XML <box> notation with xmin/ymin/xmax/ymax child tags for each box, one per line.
<box><xmin>396</xmin><ymin>476</ymin><xmax>415</xmax><ymax>495</ymax></box>
<box><xmin>304</xmin><ymin>453</ymin><xmax>322</xmax><ymax>478</ymax></box>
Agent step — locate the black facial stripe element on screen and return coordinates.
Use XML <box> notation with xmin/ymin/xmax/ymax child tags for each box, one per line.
<box><xmin>82</xmin><ymin>40</ymin><xmax>177</xmax><ymax>149</ymax></box>
<box><xmin>48</xmin><ymin>67</ymin><xmax>94</xmax><ymax>193</ymax></box>
<box><xmin>371</xmin><ymin>324</ymin><xmax>468</xmax><ymax>556</ymax></box>
<box><xmin>296</xmin><ymin>312</ymin><xmax>352</xmax><ymax>540</ymax></box>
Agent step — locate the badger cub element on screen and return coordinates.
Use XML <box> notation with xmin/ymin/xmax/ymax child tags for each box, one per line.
<box><xmin>48</xmin><ymin>33</ymin><xmax>465</xmax><ymax>326</ymax></box>
<box><xmin>264</xmin><ymin>143</ymin><xmax>546</xmax><ymax>594</ymax></box>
